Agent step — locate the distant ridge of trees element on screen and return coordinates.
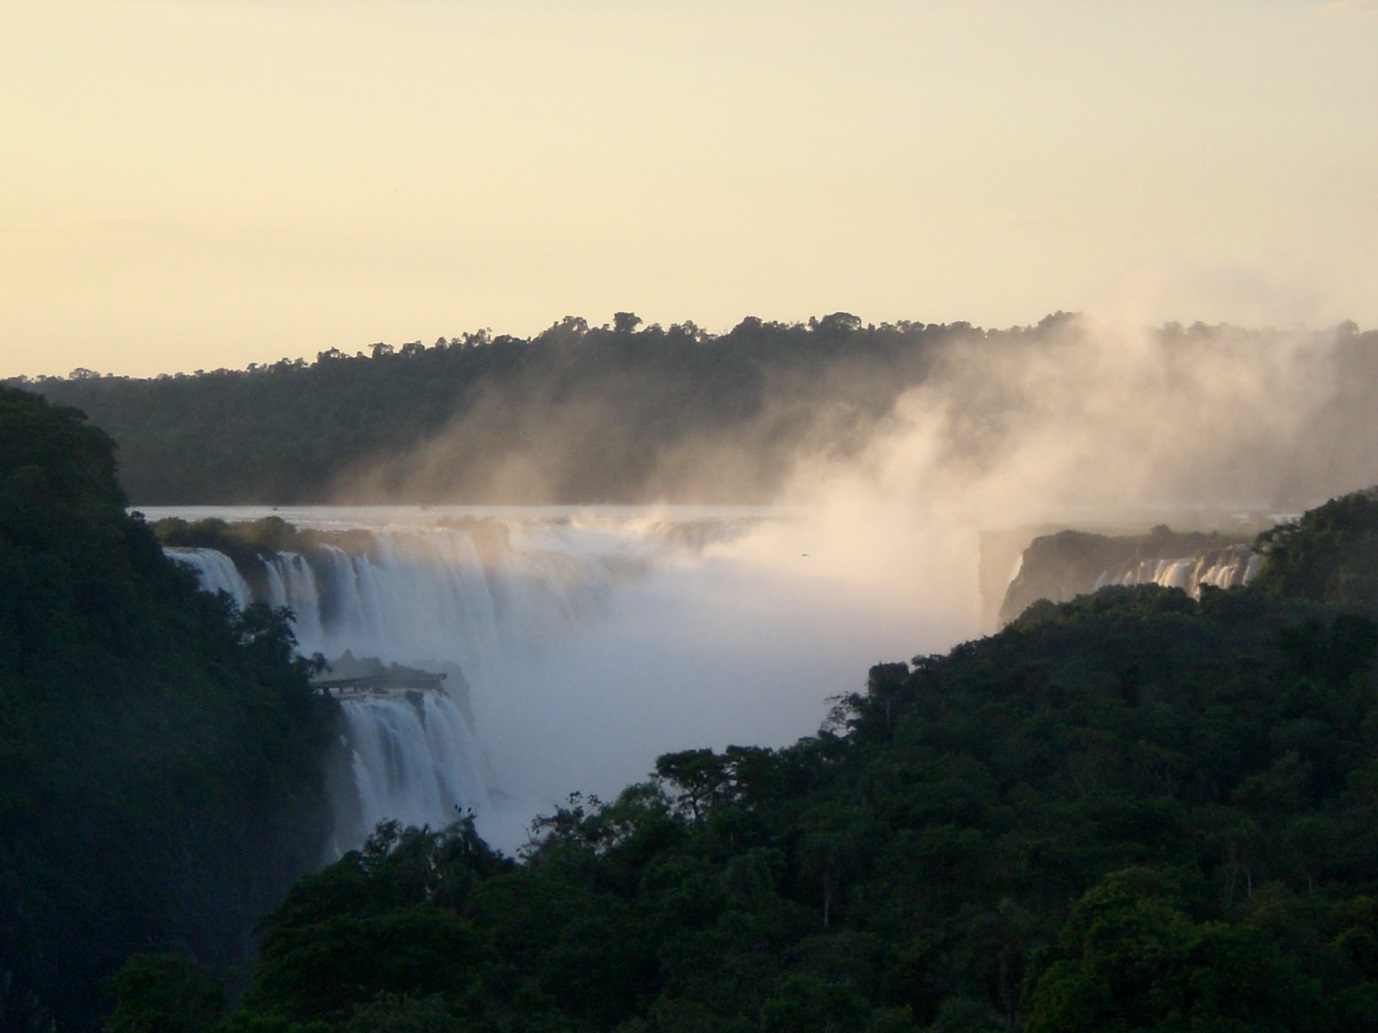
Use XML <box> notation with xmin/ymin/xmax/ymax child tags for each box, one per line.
<box><xmin>16</xmin><ymin>312</ymin><xmax>985</xmax><ymax>504</ymax></box>
<box><xmin>0</xmin><ymin>312</ymin><xmax>1119</xmax><ymax>504</ymax></box>
<box><xmin>14</xmin><ymin>312</ymin><xmax>1378</xmax><ymax>505</ymax></box>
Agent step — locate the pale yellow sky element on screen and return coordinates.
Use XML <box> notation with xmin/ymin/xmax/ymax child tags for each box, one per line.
<box><xmin>2</xmin><ymin>0</ymin><xmax>1375</xmax><ymax>378</ymax></box>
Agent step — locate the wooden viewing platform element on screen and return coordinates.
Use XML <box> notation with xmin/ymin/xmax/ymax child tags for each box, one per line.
<box><xmin>312</xmin><ymin>671</ymin><xmax>447</xmax><ymax>697</ymax></box>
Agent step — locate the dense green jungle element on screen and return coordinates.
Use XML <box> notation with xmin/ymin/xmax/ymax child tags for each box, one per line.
<box><xmin>0</xmin><ymin>388</ymin><xmax>336</xmax><ymax>1031</ymax></box>
<box><xmin>9</xmin><ymin>356</ymin><xmax>1378</xmax><ymax>1029</ymax></box>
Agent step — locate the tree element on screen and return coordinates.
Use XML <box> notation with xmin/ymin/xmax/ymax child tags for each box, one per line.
<box><xmin>656</xmin><ymin>749</ymin><xmax>730</xmax><ymax>821</ymax></box>
<box><xmin>0</xmin><ymin>387</ymin><xmax>335</xmax><ymax>1032</ymax></box>
<box><xmin>1253</xmin><ymin>488</ymin><xmax>1378</xmax><ymax>611</ymax></box>
<box><xmin>760</xmin><ymin>974</ymin><xmax>869</xmax><ymax>1033</ymax></box>
<box><xmin>1025</xmin><ymin>867</ymin><xmax>1326</xmax><ymax>1033</ymax></box>
<box><xmin>339</xmin><ymin>993</ymin><xmax>460</xmax><ymax>1033</ymax></box>
<box><xmin>102</xmin><ymin>954</ymin><xmax>222</xmax><ymax>1033</ymax></box>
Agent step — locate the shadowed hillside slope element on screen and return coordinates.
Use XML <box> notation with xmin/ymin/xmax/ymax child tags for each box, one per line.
<box><xmin>0</xmin><ymin>387</ymin><xmax>338</xmax><ymax>1031</ymax></box>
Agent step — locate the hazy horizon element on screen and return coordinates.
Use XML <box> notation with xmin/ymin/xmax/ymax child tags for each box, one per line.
<box><xmin>4</xmin><ymin>1</ymin><xmax>1376</xmax><ymax>379</ymax></box>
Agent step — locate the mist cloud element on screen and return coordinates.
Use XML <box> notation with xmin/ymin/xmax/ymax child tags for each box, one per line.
<box><xmin>335</xmin><ymin>316</ymin><xmax>1378</xmax><ymax>533</ymax></box>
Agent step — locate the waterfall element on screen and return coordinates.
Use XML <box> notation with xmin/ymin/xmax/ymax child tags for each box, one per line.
<box><xmin>1092</xmin><ymin>544</ymin><xmax>1260</xmax><ymax>597</ymax></box>
<box><xmin>158</xmin><ymin>504</ymin><xmax>989</xmax><ymax>854</ymax></box>
<box><xmin>332</xmin><ymin>691</ymin><xmax>487</xmax><ymax>851</ymax></box>
<box><xmin>164</xmin><ymin>514</ymin><xmax>703</xmax><ymax>852</ymax></box>
<box><xmin>164</xmin><ymin>506</ymin><xmax>1278</xmax><ymax>854</ymax></box>
<box><xmin>167</xmin><ymin>547</ymin><xmax>253</xmax><ymax>610</ymax></box>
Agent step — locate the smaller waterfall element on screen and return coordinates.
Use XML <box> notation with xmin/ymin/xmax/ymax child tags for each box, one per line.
<box><xmin>331</xmin><ymin>689</ymin><xmax>486</xmax><ymax>851</ymax></box>
<box><xmin>1093</xmin><ymin>545</ymin><xmax>1260</xmax><ymax>596</ymax></box>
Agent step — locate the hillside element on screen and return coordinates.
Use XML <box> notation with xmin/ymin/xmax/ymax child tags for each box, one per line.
<box><xmin>1252</xmin><ymin>487</ymin><xmax>1378</xmax><ymax>611</ymax></box>
<box><xmin>0</xmin><ymin>388</ymin><xmax>339</xmax><ymax>1031</ymax></box>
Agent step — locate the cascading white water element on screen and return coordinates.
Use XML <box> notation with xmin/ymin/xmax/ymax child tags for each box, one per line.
<box><xmin>172</xmin><ymin>520</ymin><xmax>655</xmax><ymax>671</ymax></box>
<box><xmin>1092</xmin><ymin>545</ymin><xmax>1261</xmax><ymax>597</ymax></box>
<box><xmin>167</xmin><ymin>548</ymin><xmax>253</xmax><ymax>610</ymax></box>
<box><xmin>159</xmin><ymin>508</ymin><xmax>812</xmax><ymax>852</ymax></box>
<box><xmin>163</xmin><ymin>508</ymin><xmax>1271</xmax><ymax>853</ymax></box>
<box><xmin>332</xmin><ymin>691</ymin><xmax>487</xmax><ymax>852</ymax></box>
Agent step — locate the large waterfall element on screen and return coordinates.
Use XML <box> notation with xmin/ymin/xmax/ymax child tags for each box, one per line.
<box><xmin>157</xmin><ymin>505</ymin><xmax>1271</xmax><ymax>852</ymax></box>
<box><xmin>168</xmin><ymin>515</ymin><xmax>653</xmax><ymax>676</ymax></box>
<box><xmin>157</xmin><ymin>505</ymin><xmax>980</xmax><ymax>853</ymax></box>
<box><xmin>157</xmin><ymin>504</ymin><xmax>1275</xmax><ymax>852</ymax></box>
